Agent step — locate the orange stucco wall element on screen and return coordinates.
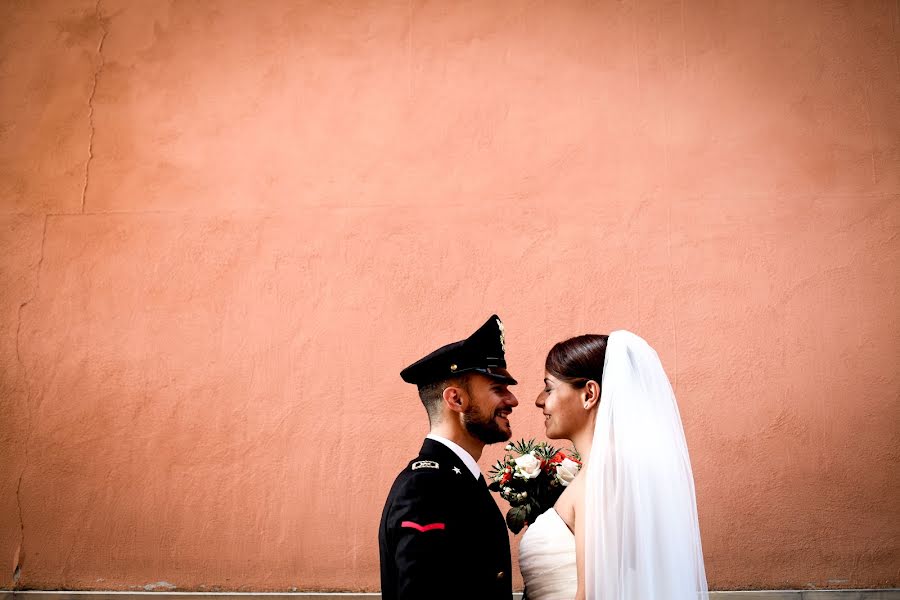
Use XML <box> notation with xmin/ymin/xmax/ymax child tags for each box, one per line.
<box><xmin>2</xmin><ymin>0</ymin><xmax>898</xmax><ymax>593</ymax></box>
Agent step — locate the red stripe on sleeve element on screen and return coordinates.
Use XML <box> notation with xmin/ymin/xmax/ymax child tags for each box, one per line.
<box><xmin>401</xmin><ymin>521</ymin><xmax>446</xmax><ymax>532</ymax></box>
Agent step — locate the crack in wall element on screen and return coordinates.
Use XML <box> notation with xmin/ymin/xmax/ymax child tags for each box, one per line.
<box><xmin>13</xmin><ymin>474</ymin><xmax>24</xmax><ymax>587</ymax></box>
<box><xmin>12</xmin><ymin>214</ymin><xmax>50</xmax><ymax>588</ymax></box>
<box><xmin>81</xmin><ymin>0</ymin><xmax>108</xmax><ymax>214</ymax></box>
<box><xmin>13</xmin><ymin>30</ymin><xmax>107</xmax><ymax>578</ymax></box>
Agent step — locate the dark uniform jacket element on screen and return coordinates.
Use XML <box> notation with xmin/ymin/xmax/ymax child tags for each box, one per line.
<box><xmin>379</xmin><ymin>438</ymin><xmax>512</xmax><ymax>600</ymax></box>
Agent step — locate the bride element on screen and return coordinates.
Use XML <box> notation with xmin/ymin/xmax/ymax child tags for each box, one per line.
<box><xmin>518</xmin><ymin>331</ymin><xmax>709</xmax><ymax>600</ymax></box>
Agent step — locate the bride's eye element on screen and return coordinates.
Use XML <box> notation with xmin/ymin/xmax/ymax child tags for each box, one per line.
<box><xmin>543</xmin><ymin>387</ymin><xmax>552</xmax><ymax>394</ymax></box>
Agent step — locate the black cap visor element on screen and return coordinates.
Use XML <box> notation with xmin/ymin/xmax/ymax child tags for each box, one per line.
<box><xmin>465</xmin><ymin>366</ymin><xmax>518</xmax><ymax>386</ymax></box>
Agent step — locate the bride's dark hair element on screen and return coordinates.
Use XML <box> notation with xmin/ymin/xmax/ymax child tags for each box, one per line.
<box><xmin>545</xmin><ymin>334</ymin><xmax>610</xmax><ymax>389</ymax></box>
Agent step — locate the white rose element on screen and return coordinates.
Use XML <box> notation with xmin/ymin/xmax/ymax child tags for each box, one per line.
<box><xmin>555</xmin><ymin>458</ymin><xmax>581</xmax><ymax>487</ymax></box>
<box><xmin>513</xmin><ymin>453</ymin><xmax>542</xmax><ymax>479</ymax></box>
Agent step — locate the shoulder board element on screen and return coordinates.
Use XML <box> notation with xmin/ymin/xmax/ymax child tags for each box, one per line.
<box><xmin>411</xmin><ymin>460</ymin><xmax>439</xmax><ymax>470</ymax></box>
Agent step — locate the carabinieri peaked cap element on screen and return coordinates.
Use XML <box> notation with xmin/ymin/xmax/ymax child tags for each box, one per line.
<box><xmin>400</xmin><ymin>315</ymin><xmax>518</xmax><ymax>386</ymax></box>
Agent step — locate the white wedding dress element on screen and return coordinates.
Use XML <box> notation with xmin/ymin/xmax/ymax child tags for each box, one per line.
<box><xmin>519</xmin><ymin>331</ymin><xmax>708</xmax><ymax>600</ymax></box>
<box><xmin>518</xmin><ymin>508</ymin><xmax>577</xmax><ymax>600</ymax></box>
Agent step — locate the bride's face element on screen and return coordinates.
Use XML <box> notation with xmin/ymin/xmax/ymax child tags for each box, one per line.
<box><xmin>535</xmin><ymin>372</ymin><xmax>584</xmax><ymax>440</ymax></box>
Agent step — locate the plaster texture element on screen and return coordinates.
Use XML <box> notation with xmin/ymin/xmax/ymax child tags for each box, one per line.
<box><xmin>1</xmin><ymin>0</ymin><xmax>898</xmax><ymax>593</ymax></box>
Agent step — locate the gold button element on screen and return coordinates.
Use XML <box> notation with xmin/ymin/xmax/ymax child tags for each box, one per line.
<box><xmin>450</xmin><ymin>364</ymin><xmax>458</xmax><ymax>371</ymax></box>
<box><xmin>496</xmin><ymin>571</ymin><xmax>505</xmax><ymax>580</ymax></box>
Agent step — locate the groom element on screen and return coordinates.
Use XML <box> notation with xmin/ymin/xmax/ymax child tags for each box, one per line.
<box><xmin>378</xmin><ymin>315</ymin><xmax>519</xmax><ymax>600</ymax></box>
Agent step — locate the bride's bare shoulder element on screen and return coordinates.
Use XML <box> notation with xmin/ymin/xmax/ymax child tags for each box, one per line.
<box><xmin>554</xmin><ymin>474</ymin><xmax>583</xmax><ymax>533</ymax></box>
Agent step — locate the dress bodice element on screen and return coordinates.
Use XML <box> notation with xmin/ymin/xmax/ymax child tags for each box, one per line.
<box><xmin>518</xmin><ymin>508</ymin><xmax>577</xmax><ymax>600</ymax></box>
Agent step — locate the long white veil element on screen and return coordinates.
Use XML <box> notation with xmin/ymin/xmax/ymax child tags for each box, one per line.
<box><xmin>584</xmin><ymin>330</ymin><xmax>708</xmax><ymax>600</ymax></box>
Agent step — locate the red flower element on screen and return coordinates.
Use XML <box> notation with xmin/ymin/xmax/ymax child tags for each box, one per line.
<box><xmin>549</xmin><ymin>451</ymin><xmax>581</xmax><ymax>466</ymax></box>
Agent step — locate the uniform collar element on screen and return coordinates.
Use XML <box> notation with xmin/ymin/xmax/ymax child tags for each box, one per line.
<box><xmin>425</xmin><ymin>433</ymin><xmax>482</xmax><ymax>480</ymax></box>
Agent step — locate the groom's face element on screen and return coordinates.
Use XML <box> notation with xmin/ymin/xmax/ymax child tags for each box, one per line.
<box><xmin>461</xmin><ymin>373</ymin><xmax>519</xmax><ymax>444</ymax></box>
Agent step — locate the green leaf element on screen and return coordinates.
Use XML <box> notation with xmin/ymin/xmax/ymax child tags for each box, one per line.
<box><xmin>506</xmin><ymin>505</ymin><xmax>528</xmax><ymax>534</ymax></box>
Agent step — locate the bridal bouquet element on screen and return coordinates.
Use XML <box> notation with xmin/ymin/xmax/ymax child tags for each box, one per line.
<box><xmin>487</xmin><ymin>439</ymin><xmax>581</xmax><ymax>534</ymax></box>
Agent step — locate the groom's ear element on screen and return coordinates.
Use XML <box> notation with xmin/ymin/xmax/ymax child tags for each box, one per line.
<box><xmin>442</xmin><ymin>382</ymin><xmax>467</xmax><ymax>414</ymax></box>
<box><xmin>583</xmin><ymin>380</ymin><xmax>601</xmax><ymax>410</ymax></box>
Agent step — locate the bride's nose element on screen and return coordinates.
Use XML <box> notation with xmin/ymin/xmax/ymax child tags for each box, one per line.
<box><xmin>535</xmin><ymin>393</ymin><xmax>545</xmax><ymax>408</ymax></box>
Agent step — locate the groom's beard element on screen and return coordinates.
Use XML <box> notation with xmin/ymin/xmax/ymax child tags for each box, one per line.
<box><xmin>463</xmin><ymin>403</ymin><xmax>511</xmax><ymax>445</ymax></box>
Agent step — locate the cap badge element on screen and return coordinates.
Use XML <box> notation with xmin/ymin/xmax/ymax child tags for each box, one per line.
<box><xmin>496</xmin><ymin>318</ymin><xmax>506</xmax><ymax>352</ymax></box>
